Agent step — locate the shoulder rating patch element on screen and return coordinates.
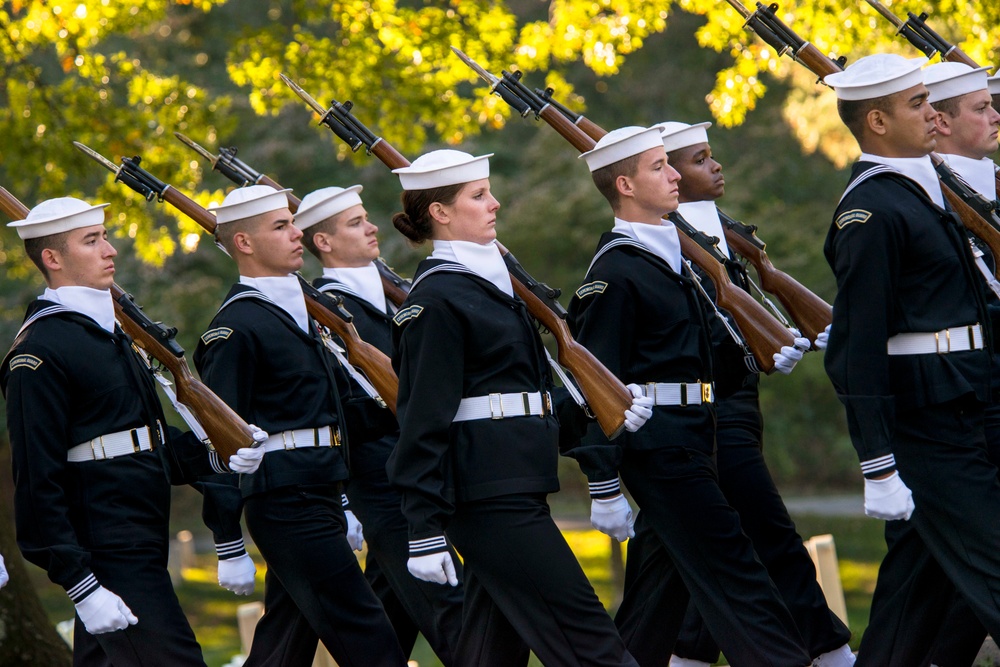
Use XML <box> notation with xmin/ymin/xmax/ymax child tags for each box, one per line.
<box><xmin>201</xmin><ymin>327</ymin><xmax>234</xmax><ymax>345</ymax></box>
<box><xmin>393</xmin><ymin>305</ymin><xmax>424</xmax><ymax>326</ymax></box>
<box><xmin>9</xmin><ymin>354</ymin><xmax>43</xmax><ymax>372</ymax></box>
<box><xmin>575</xmin><ymin>281</ymin><xmax>608</xmax><ymax>299</ymax></box>
<box><xmin>836</xmin><ymin>209</ymin><xmax>872</xmax><ymax>229</ymax></box>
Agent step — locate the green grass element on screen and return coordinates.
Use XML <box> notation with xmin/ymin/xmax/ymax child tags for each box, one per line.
<box><xmin>27</xmin><ymin>513</ymin><xmax>884</xmax><ymax>667</ymax></box>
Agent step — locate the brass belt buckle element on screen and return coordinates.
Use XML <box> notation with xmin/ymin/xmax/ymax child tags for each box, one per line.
<box><xmin>489</xmin><ymin>393</ymin><xmax>504</xmax><ymax>420</ymax></box>
<box><xmin>702</xmin><ymin>383</ymin><xmax>712</xmax><ymax>404</ymax></box>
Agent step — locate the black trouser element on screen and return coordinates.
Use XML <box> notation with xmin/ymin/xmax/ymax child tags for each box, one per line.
<box><xmin>242</xmin><ymin>484</ymin><xmax>405</xmax><ymax>667</ymax></box>
<box><xmin>917</xmin><ymin>400</ymin><xmax>1000</xmax><ymax>667</ymax></box>
<box><xmin>347</xmin><ymin>470</ymin><xmax>464</xmax><ymax>665</ymax></box>
<box><xmin>73</xmin><ymin>541</ymin><xmax>206</xmax><ymax>667</ymax></box>
<box><xmin>857</xmin><ymin>398</ymin><xmax>1000</xmax><ymax>667</ymax></box>
<box><xmin>673</xmin><ymin>391</ymin><xmax>851</xmax><ymax>662</ymax></box>
<box><xmin>614</xmin><ymin>444</ymin><xmax>811</xmax><ymax>667</ymax></box>
<box><xmin>444</xmin><ymin>493</ymin><xmax>637</xmax><ymax>667</ymax></box>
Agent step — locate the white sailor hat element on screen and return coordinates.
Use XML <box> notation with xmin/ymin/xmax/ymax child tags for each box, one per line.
<box><xmin>580</xmin><ymin>126</ymin><xmax>665</xmax><ymax>172</ymax></box>
<box><xmin>295</xmin><ymin>185</ymin><xmax>365</xmax><ymax>231</ymax></box>
<box><xmin>8</xmin><ymin>197</ymin><xmax>109</xmax><ymax>240</ymax></box>
<box><xmin>210</xmin><ymin>184</ymin><xmax>292</xmax><ymax>225</ymax></box>
<box><xmin>824</xmin><ymin>54</ymin><xmax>928</xmax><ymax>101</ymax></box>
<box><xmin>392</xmin><ymin>150</ymin><xmax>493</xmax><ymax>191</ymax></box>
<box><xmin>924</xmin><ymin>62</ymin><xmax>991</xmax><ymax>103</ymax></box>
<box><xmin>654</xmin><ymin>121</ymin><xmax>713</xmax><ymax>153</ymax></box>
<box><xmin>989</xmin><ymin>70</ymin><xmax>1000</xmax><ymax>96</ymax></box>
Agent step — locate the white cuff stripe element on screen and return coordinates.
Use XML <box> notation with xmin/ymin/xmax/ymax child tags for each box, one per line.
<box><xmin>589</xmin><ymin>479</ymin><xmax>621</xmax><ymax>496</ymax></box>
<box><xmin>341</xmin><ymin>493</ymin><xmax>350</xmax><ymax>508</ymax></box>
<box><xmin>861</xmin><ymin>454</ymin><xmax>896</xmax><ymax>474</ymax></box>
<box><xmin>215</xmin><ymin>539</ymin><xmax>247</xmax><ymax>558</ymax></box>
<box><xmin>67</xmin><ymin>574</ymin><xmax>99</xmax><ymax>602</ymax></box>
<box><xmin>409</xmin><ymin>536</ymin><xmax>448</xmax><ymax>555</ymax></box>
<box><xmin>209</xmin><ymin>451</ymin><xmax>229</xmax><ymax>474</ymax></box>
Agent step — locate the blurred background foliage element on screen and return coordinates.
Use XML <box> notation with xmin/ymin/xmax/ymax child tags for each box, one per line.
<box><xmin>3</xmin><ymin>0</ymin><xmax>998</xmax><ymax>493</ymax></box>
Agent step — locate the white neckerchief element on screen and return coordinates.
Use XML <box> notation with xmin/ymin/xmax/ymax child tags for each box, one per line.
<box><xmin>675</xmin><ymin>201</ymin><xmax>730</xmax><ymax>258</ymax></box>
<box><xmin>42</xmin><ymin>286</ymin><xmax>116</xmax><ymax>333</ymax></box>
<box><xmin>612</xmin><ymin>217</ymin><xmax>682</xmax><ymax>273</ymax></box>
<box><xmin>859</xmin><ymin>153</ymin><xmax>944</xmax><ymax>208</ymax></box>
<box><xmin>938</xmin><ymin>153</ymin><xmax>998</xmax><ymax>201</ymax></box>
<box><xmin>430</xmin><ymin>240</ymin><xmax>514</xmax><ymax>297</ymax></box>
<box><xmin>239</xmin><ymin>275</ymin><xmax>310</xmax><ymax>333</ymax></box>
<box><xmin>323</xmin><ymin>263</ymin><xmax>387</xmax><ymax>314</ymax></box>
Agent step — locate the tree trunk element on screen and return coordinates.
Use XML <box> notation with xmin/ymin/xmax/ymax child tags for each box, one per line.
<box><xmin>0</xmin><ymin>437</ymin><xmax>73</xmax><ymax>666</ymax></box>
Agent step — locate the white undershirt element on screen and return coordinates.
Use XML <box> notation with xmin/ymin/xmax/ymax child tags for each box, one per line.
<box><xmin>42</xmin><ymin>286</ymin><xmax>115</xmax><ymax>333</ymax></box>
<box><xmin>938</xmin><ymin>153</ymin><xmax>998</xmax><ymax>201</ymax></box>
<box><xmin>612</xmin><ymin>217</ymin><xmax>683</xmax><ymax>273</ymax></box>
<box><xmin>323</xmin><ymin>263</ymin><xmax>387</xmax><ymax>313</ymax></box>
<box><xmin>239</xmin><ymin>275</ymin><xmax>310</xmax><ymax>333</ymax></box>
<box><xmin>675</xmin><ymin>201</ymin><xmax>730</xmax><ymax>258</ymax></box>
<box><xmin>859</xmin><ymin>153</ymin><xmax>944</xmax><ymax>208</ymax></box>
<box><xmin>430</xmin><ymin>240</ymin><xmax>514</xmax><ymax>297</ymax></box>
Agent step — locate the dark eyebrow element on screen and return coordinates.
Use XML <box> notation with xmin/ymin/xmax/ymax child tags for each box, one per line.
<box><xmin>909</xmin><ymin>91</ymin><xmax>929</xmax><ymax>104</ymax></box>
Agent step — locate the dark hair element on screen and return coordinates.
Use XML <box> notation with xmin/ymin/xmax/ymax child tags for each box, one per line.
<box><xmin>837</xmin><ymin>93</ymin><xmax>894</xmax><ymax>140</ymax></box>
<box><xmin>590</xmin><ymin>153</ymin><xmax>642</xmax><ymax>210</ymax></box>
<box><xmin>931</xmin><ymin>96</ymin><xmax>962</xmax><ymax>118</ymax></box>
<box><xmin>24</xmin><ymin>231</ymin><xmax>70</xmax><ymax>281</ymax></box>
<box><xmin>392</xmin><ymin>183</ymin><xmax>465</xmax><ymax>244</ymax></box>
<box><xmin>214</xmin><ymin>215</ymin><xmax>260</xmax><ymax>256</ymax></box>
<box><xmin>301</xmin><ymin>216</ymin><xmax>338</xmax><ymax>260</ymax></box>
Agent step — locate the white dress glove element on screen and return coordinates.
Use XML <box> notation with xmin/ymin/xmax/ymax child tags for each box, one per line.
<box><xmin>814</xmin><ymin>324</ymin><xmax>831</xmax><ymax>351</ymax></box>
<box><xmin>591</xmin><ymin>494</ymin><xmax>636</xmax><ymax>542</ymax></box>
<box><xmin>407</xmin><ymin>552</ymin><xmax>459</xmax><ymax>586</ymax></box>
<box><xmin>344</xmin><ymin>510</ymin><xmax>364</xmax><ymax>551</ymax></box>
<box><xmin>218</xmin><ymin>553</ymin><xmax>256</xmax><ymax>595</ymax></box>
<box><xmin>864</xmin><ymin>472</ymin><xmax>915</xmax><ymax>521</ymax></box>
<box><xmin>75</xmin><ymin>586</ymin><xmax>138</xmax><ymax>635</ymax></box>
<box><xmin>624</xmin><ymin>383</ymin><xmax>654</xmax><ymax>433</ymax></box>
<box><xmin>228</xmin><ymin>425</ymin><xmax>267</xmax><ymax>474</ymax></box>
<box><xmin>0</xmin><ymin>553</ymin><xmax>8</xmax><ymax>589</ymax></box>
<box><xmin>772</xmin><ymin>336</ymin><xmax>810</xmax><ymax>374</ymax></box>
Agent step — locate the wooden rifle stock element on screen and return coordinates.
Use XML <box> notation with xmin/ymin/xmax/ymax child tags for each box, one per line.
<box><xmin>0</xmin><ymin>186</ymin><xmax>255</xmax><ymax>463</ymax></box>
<box><xmin>730</xmin><ymin>0</ymin><xmax>1000</xmax><ymax>282</ymax></box>
<box><xmin>178</xmin><ymin>138</ymin><xmax>412</xmax><ymax>307</ymax></box>
<box><xmin>314</xmin><ymin>106</ymin><xmax>630</xmax><ymax>437</ymax></box>
<box><xmin>718</xmin><ymin>212</ymin><xmax>832</xmax><ymax>340</ymax></box>
<box><xmin>298</xmin><ymin>282</ymin><xmax>399</xmax><ymax>413</ymax></box>
<box><xmin>134</xmin><ymin>179</ymin><xmax>401</xmax><ymax>413</ymax></box>
<box><xmin>496</xmin><ymin>242</ymin><xmax>630</xmax><ymax>438</ymax></box>
<box><xmin>940</xmin><ymin>186</ymin><xmax>1000</xmax><ymax>279</ymax></box>
<box><xmin>533</xmin><ymin>106</ymin><xmax>792</xmax><ymax>371</ymax></box>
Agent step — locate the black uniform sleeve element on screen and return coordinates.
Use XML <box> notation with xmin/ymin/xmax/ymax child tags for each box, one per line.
<box><xmin>566</xmin><ymin>277</ymin><xmax>631</xmax><ymax>496</ymax></box>
<box><xmin>194</xmin><ymin>476</ymin><xmax>248</xmax><ymax>560</ymax></box>
<box><xmin>825</xmin><ymin>203</ymin><xmax>902</xmax><ymax>476</ymax></box>
<box><xmin>4</xmin><ymin>344</ymin><xmax>98</xmax><ymax>601</ymax></box>
<box><xmin>195</xmin><ymin>325</ymin><xmax>258</xmax><ymax>421</ymax></box>
<box><xmin>388</xmin><ymin>298</ymin><xmax>464</xmax><ymax>553</ymax></box>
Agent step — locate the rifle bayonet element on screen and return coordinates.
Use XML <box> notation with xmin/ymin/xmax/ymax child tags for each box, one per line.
<box><xmin>73</xmin><ymin>142</ymin><xmax>169</xmax><ymax>202</ymax></box>
<box><xmin>451</xmin><ymin>46</ymin><xmax>535</xmax><ymax>118</ymax></box>
<box><xmin>280</xmin><ymin>73</ymin><xmax>365</xmax><ymax>151</ymax></box>
<box><xmin>174</xmin><ymin>132</ymin><xmax>263</xmax><ymax>187</ymax></box>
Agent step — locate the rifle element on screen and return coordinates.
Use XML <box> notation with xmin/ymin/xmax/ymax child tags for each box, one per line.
<box><xmin>0</xmin><ymin>186</ymin><xmax>256</xmax><ymax>464</ymax></box>
<box><xmin>281</xmin><ymin>75</ymin><xmax>633</xmax><ymax>438</ymax></box>
<box><xmin>534</xmin><ymin>86</ymin><xmax>833</xmax><ymax>342</ymax></box>
<box><xmin>449</xmin><ymin>48</ymin><xmax>797</xmax><ymax>372</ymax></box>
<box><xmin>862</xmin><ymin>0</ymin><xmax>1000</xmax><ymax>195</ymax></box>
<box><xmin>71</xmin><ymin>142</ymin><xmax>399</xmax><ymax>414</ymax></box>
<box><xmin>863</xmin><ymin>0</ymin><xmax>978</xmax><ymax>66</ymax></box>
<box><xmin>175</xmin><ymin>132</ymin><xmax>412</xmax><ymax>307</ymax></box>
<box><xmin>723</xmin><ymin>0</ymin><xmax>1000</xmax><ymax>280</ymax></box>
